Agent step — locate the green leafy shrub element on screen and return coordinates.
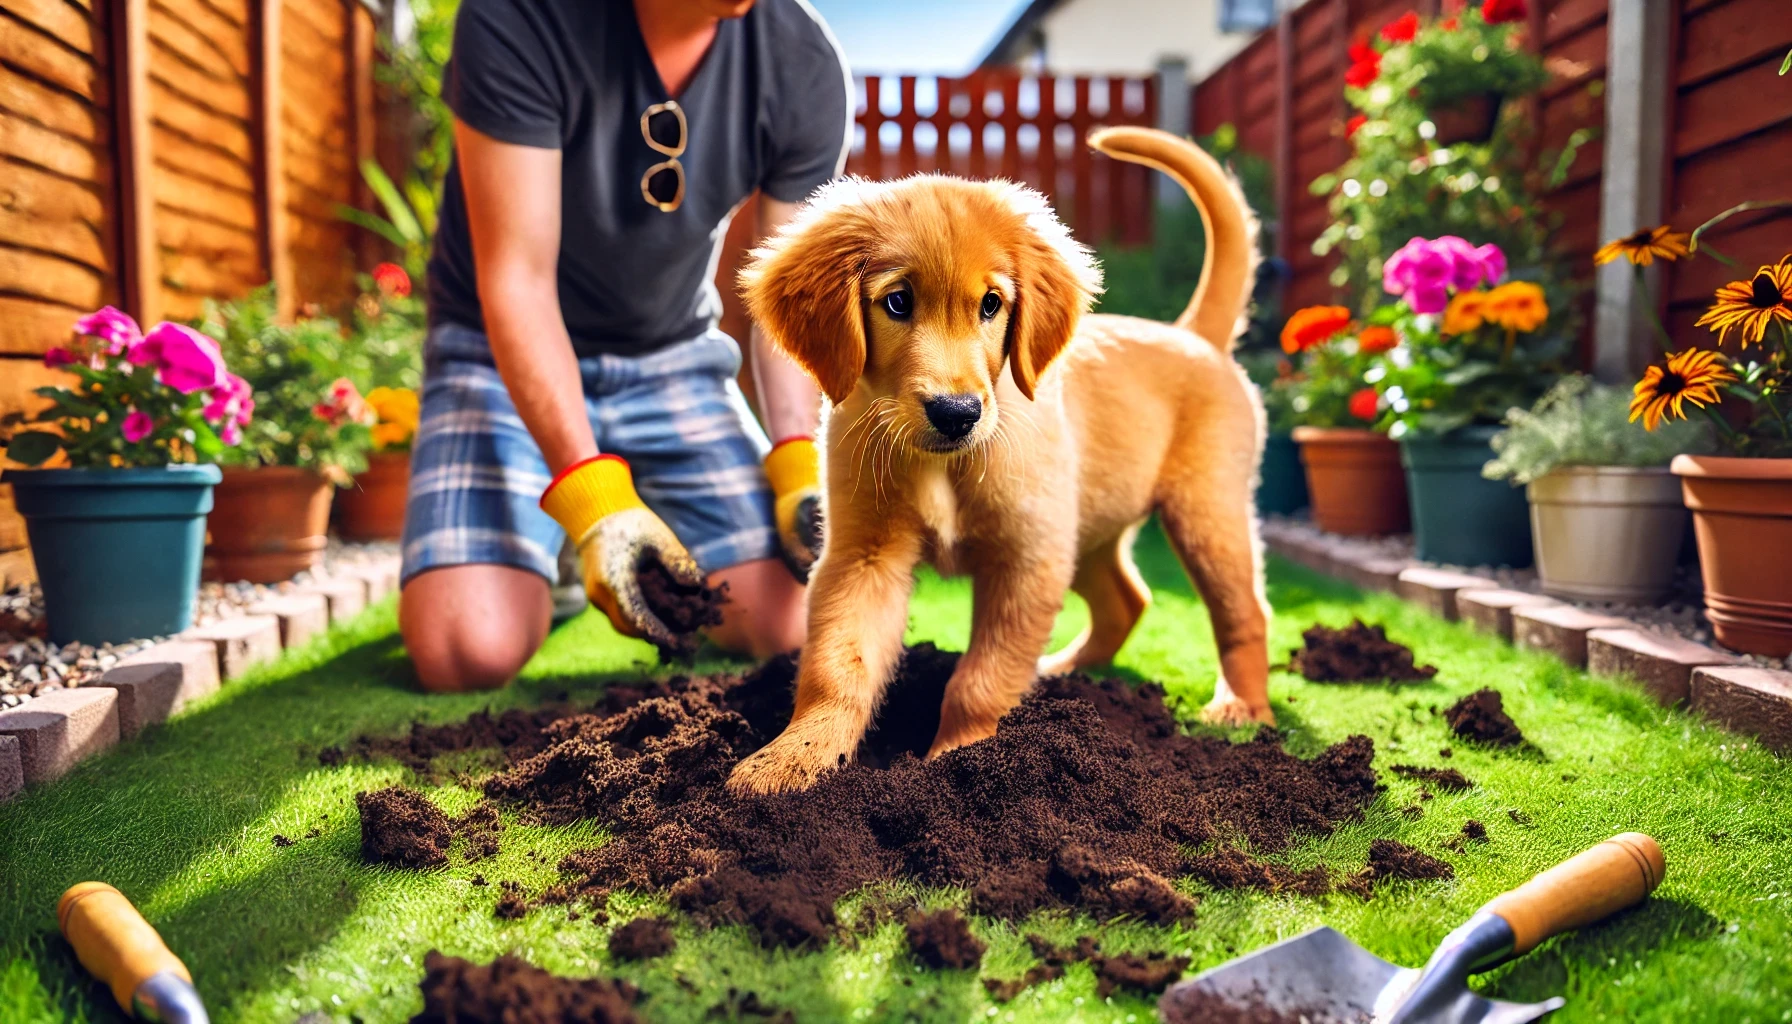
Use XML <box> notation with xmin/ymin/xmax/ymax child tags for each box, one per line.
<box><xmin>1483</xmin><ymin>375</ymin><xmax>1713</xmax><ymax>485</ymax></box>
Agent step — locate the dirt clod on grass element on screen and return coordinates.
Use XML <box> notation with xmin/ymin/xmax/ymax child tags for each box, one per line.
<box><xmin>1288</xmin><ymin>621</ymin><xmax>1437</xmax><ymax>683</ymax></box>
<box><xmin>357</xmin><ymin>786</ymin><xmax>452</xmax><ymax>869</ymax></box>
<box><xmin>1362</xmin><ymin>840</ymin><xmax>1454</xmax><ymax>885</ymax></box>
<box><xmin>1444</xmin><ymin>688</ymin><xmax>1526</xmax><ymax>747</ymax></box>
<box><xmin>1160</xmin><ymin>988</ymin><xmax>1367</xmax><ymax>1024</ymax></box>
<box><xmin>1390</xmin><ymin>764</ymin><xmax>1474</xmax><ymax>792</ymax></box>
<box><xmin>1024</xmin><ymin>934</ymin><xmax>1189</xmax><ymax>999</ymax></box>
<box><xmin>608</xmin><ymin>916</ymin><xmax>677</xmax><ymax>961</ymax></box>
<box><xmin>637</xmin><ymin>553</ymin><xmax>728</xmax><ymax>659</ymax></box>
<box><xmin>904</xmin><ymin>908</ymin><xmax>986</xmax><ymax>969</ymax></box>
<box><xmin>412</xmin><ymin>951</ymin><xmax>640</xmax><ymax>1023</ymax></box>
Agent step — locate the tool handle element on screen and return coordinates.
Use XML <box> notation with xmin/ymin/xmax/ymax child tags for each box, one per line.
<box><xmin>1483</xmin><ymin>833</ymin><xmax>1665</xmax><ymax>955</ymax></box>
<box><xmin>57</xmin><ymin>882</ymin><xmax>192</xmax><ymax>1016</ymax></box>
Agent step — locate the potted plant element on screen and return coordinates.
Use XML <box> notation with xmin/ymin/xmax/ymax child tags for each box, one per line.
<box><xmin>195</xmin><ymin>288</ymin><xmax>371</xmax><ymax>583</ymax></box>
<box><xmin>1369</xmin><ymin>235</ymin><xmax>1571</xmax><ymax>567</ymax></box>
<box><xmin>1352</xmin><ymin>3</ymin><xmax>1546</xmax><ymax>147</ymax></box>
<box><xmin>334</xmin><ymin>264</ymin><xmax>424</xmax><ymax>541</ymax></box>
<box><xmin>1243</xmin><ymin>351</ymin><xmax>1307</xmax><ymax>516</ymax></box>
<box><xmin>1484</xmin><ymin>375</ymin><xmax>1711</xmax><ymax>601</ymax></box>
<box><xmin>1279</xmin><ymin>305</ymin><xmax>1409</xmax><ymax>535</ymax></box>
<box><xmin>0</xmin><ymin>308</ymin><xmax>249</xmax><ymax>643</ymax></box>
<box><xmin>1614</xmin><ymin>210</ymin><xmax>1792</xmax><ymax>656</ymax></box>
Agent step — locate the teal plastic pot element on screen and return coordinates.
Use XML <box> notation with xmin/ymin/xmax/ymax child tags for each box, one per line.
<box><xmin>1399</xmin><ymin>427</ymin><xmax>1533</xmax><ymax>568</ymax></box>
<box><xmin>1256</xmin><ymin>433</ymin><xmax>1309</xmax><ymax>515</ymax></box>
<box><xmin>3</xmin><ymin>465</ymin><xmax>221</xmax><ymax>645</ymax></box>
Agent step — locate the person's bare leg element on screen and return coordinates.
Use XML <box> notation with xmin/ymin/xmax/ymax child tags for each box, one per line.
<box><xmin>399</xmin><ymin>564</ymin><xmax>553</xmax><ymax>692</ymax></box>
<box><xmin>703</xmin><ymin>557</ymin><xmax>806</xmax><ymax>660</ymax></box>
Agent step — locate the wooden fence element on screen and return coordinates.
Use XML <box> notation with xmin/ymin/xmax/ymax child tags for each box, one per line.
<box><xmin>1191</xmin><ymin>0</ymin><xmax>1792</xmax><ymax>351</ymax></box>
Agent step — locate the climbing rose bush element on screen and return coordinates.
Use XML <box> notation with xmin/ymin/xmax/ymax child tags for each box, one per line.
<box><xmin>3</xmin><ymin>307</ymin><xmax>250</xmax><ymax>468</ymax></box>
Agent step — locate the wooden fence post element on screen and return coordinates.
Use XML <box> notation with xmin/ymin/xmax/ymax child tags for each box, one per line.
<box><xmin>1274</xmin><ymin>7</ymin><xmax>1295</xmax><ymax>268</ymax></box>
<box><xmin>108</xmin><ymin>0</ymin><xmax>158</xmax><ymax>326</ymax></box>
<box><xmin>348</xmin><ymin>0</ymin><xmax>379</xmax><ymax>270</ymax></box>
<box><xmin>253</xmin><ymin>0</ymin><xmax>294</xmax><ymax>317</ymax></box>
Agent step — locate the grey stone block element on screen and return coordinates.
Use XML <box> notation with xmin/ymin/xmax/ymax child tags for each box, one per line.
<box><xmin>1691</xmin><ymin>666</ymin><xmax>1792</xmax><ymax>753</ymax></box>
<box><xmin>298</xmin><ymin>576</ymin><xmax>369</xmax><ymax>622</ymax></box>
<box><xmin>1458</xmin><ymin>589</ymin><xmax>1561</xmax><ymax>640</ymax></box>
<box><xmin>1587</xmin><ymin>628</ymin><xmax>1741</xmax><ymax>707</ymax></box>
<box><xmin>0</xmin><ymin>687</ymin><xmax>121</xmax><ymax>785</ymax></box>
<box><xmin>184</xmin><ymin>615</ymin><xmax>282</xmax><ymax>679</ymax></box>
<box><xmin>248</xmin><ymin>593</ymin><xmax>330</xmax><ymax>648</ymax></box>
<box><xmin>1512</xmin><ymin>605</ymin><xmax>1633</xmax><ymax>668</ymax></box>
<box><xmin>0</xmin><ymin>734</ymin><xmax>20</xmax><ymax>801</ymax></box>
<box><xmin>1395</xmin><ymin>568</ymin><xmax>1498</xmax><ymax>621</ymax></box>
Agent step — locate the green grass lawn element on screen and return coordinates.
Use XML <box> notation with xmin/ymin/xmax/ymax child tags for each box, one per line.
<box><xmin>3</xmin><ymin>524</ymin><xmax>1790</xmax><ymax>1024</ymax></box>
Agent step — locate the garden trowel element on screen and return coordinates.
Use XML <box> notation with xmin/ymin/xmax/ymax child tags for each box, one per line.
<box><xmin>1159</xmin><ymin>832</ymin><xmax>1664</xmax><ymax>1024</ymax></box>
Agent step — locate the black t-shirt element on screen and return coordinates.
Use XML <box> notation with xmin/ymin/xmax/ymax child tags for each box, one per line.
<box><xmin>428</xmin><ymin>0</ymin><xmax>852</xmax><ymax>357</ymax></box>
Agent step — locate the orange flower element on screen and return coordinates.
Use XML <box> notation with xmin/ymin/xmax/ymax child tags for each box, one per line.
<box><xmin>1281</xmin><ymin>306</ymin><xmax>1353</xmax><ymax>354</ymax></box>
<box><xmin>1593</xmin><ymin>225</ymin><xmax>1691</xmax><ymax>267</ymax></box>
<box><xmin>1357</xmin><ymin>325</ymin><xmax>1399</xmax><ymax>353</ymax></box>
<box><xmin>1482</xmin><ymin>282</ymin><xmax>1549</xmax><ymax>333</ymax></box>
<box><xmin>1629</xmin><ymin>349</ymin><xmax>1735</xmax><ymax>431</ymax></box>
<box><xmin>1349</xmin><ymin>388</ymin><xmax>1380</xmax><ymax>421</ymax></box>
<box><xmin>1695</xmin><ymin>256</ymin><xmax>1792</xmax><ymax>347</ymax></box>
<box><xmin>1442</xmin><ymin>290</ymin><xmax>1488</xmax><ymax>336</ymax></box>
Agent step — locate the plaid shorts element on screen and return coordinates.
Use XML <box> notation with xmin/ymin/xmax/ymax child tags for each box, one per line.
<box><xmin>401</xmin><ymin>322</ymin><xmax>778</xmax><ymax>584</ymax></box>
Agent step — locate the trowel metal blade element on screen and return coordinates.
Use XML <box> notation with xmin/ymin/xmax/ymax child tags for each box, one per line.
<box><xmin>1158</xmin><ymin>927</ymin><xmax>1566</xmax><ymax>1024</ymax></box>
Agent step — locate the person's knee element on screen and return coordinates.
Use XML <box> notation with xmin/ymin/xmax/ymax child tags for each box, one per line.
<box><xmin>705</xmin><ymin>559</ymin><xmax>807</xmax><ymax>660</ymax></box>
<box><xmin>399</xmin><ymin>569</ymin><xmax>550</xmax><ymax>692</ymax></box>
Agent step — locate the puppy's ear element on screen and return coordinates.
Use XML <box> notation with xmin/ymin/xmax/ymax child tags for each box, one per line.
<box><xmin>1001</xmin><ymin>186</ymin><xmax>1103</xmax><ymax>400</ymax></box>
<box><xmin>739</xmin><ymin>183</ymin><xmax>874</xmax><ymax>405</ymax></box>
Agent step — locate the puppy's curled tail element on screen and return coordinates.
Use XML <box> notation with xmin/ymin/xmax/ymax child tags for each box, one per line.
<box><xmin>1087</xmin><ymin>126</ymin><xmax>1260</xmax><ymax>352</ymax></box>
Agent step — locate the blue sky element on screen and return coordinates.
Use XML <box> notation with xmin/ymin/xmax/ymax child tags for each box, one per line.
<box><xmin>807</xmin><ymin>0</ymin><xmax>1031</xmax><ymax>75</ymax></box>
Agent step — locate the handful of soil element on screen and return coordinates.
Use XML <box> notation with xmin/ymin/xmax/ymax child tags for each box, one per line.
<box><xmin>1289</xmin><ymin>620</ymin><xmax>1438</xmax><ymax>683</ymax></box>
<box><xmin>412</xmin><ymin>952</ymin><xmax>640</xmax><ymax>1024</ymax></box>
<box><xmin>358</xmin><ymin>786</ymin><xmax>452</xmax><ymax>869</ymax></box>
<box><xmin>637</xmin><ymin>552</ymin><xmax>727</xmax><ymax>659</ymax></box>
<box><xmin>1444</xmin><ymin>688</ymin><xmax>1525</xmax><ymax>747</ymax></box>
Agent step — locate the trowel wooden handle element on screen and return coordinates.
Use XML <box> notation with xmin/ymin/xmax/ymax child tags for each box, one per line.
<box><xmin>1484</xmin><ymin>833</ymin><xmax>1665</xmax><ymax>955</ymax></box>
<box><xmin>57</xmin><ymin>882</ymin><xmax>191</xmax><ymax>1015</ymax></box>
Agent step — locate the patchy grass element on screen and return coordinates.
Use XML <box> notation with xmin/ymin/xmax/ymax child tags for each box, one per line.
<box><xmin>2</xmin><ymin>523</ymin><xmax>1789</xmax><ymax>1023</ymax></box>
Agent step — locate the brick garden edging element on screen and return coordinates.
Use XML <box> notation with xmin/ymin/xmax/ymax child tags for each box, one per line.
<box><xmin>0</xmin><ymin>555</ymin><xmax>401</xmax><ymax>801</ymax></box>
<box><xmin>1259</xmin><ymin>521</ymin><xmax>1792</xmax><ymax>754</ymax></box>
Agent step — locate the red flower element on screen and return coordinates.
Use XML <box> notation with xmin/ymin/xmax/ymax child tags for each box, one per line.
<box><xmin>1345</xmin><ymin>114</ymin><xmax>1368</xmax><ymax>138</ymax></box>
<box><xmin>1345</xmin><ymin>56</ymin><xmax>1381</xmax><ymax>88</ymax></box>
<box><xmin>1348</xmin><ymin>42</ymin><xmax>1379</xmax><ymax>65</ymax></box>
<box><xmin>1281</xmin><ymin>306</ymin><xmax>1354</xmax><ymax>354</ymax></box>
<box><xmin>1440</xmin><ymin>15</ymin><xmax>1460</xmax><ymax>30</ymax></box>
<box><xmin>1349</xmin><ymin>388</ymin><xmax>1380</xmax><ymax>421</ymax></box>
<box><xmin>1381</xmin><ymin>11</ymin><xmax>1420</xmax><ymax>43</ymax></box>
<box><xmin>372</xmin><ymin>262</ymin><xmax>411</xmax><ymax>298</ymax></box>
<box><xmin>1357</xmin><ymin>326</ymin><xmax>1399</xmax><ymax>354</ymax></box>
<box><xmin>1481</xmin><ymin>0</ymin><xmax>1527</xmax><ymax>25</ymax></box>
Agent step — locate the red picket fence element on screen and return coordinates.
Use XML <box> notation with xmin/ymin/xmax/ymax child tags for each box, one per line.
<box><xmin>846</xmin><ymin>72</ymin><xmax>1161</xmax><ymax>247</ymax></box>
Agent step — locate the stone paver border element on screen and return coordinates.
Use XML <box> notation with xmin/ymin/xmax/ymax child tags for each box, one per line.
<box><xmin>0</xmin><ymin>556</ymin><xmax>401</xmax><ymax>801</ymax></box>
<box><xmin>1262</xmin><ymin>522</ymin><xmax>1791</xmax><ymax>755</ymax></box>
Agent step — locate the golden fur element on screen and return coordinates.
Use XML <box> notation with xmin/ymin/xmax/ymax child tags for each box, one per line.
<box><xmin>731</xmin><ymin>126</ymin><xmax>1271</xmax><ymax>795</ymax></box>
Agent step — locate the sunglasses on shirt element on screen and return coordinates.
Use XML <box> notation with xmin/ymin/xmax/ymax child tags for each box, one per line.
<box><xmin>641</xmin><ymin>100</ymin><xmax>686</xmax><ymax>213</ymax></box>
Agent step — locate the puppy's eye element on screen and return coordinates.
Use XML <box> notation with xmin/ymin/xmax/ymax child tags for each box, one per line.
<box><xmin>980</xmin><ymin>291</ymin><xmax>1002</xmax><ymax>321</ymax></box>
<box><xmin>882</xmin><ymin>290</ymin><xmax>913</xmax><ymax>320</ymax></box>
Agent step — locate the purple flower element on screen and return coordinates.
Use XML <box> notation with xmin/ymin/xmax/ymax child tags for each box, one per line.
<box><xmin>120</xmin><ymin>409</ymin><xmax>155</xmax><ymax>443</ymax></box>
<box><xmin>43</xmin><ymin>347</ymin><xmax>75</xmax><ymax>368</ymax></box>
<box><xmin>74</xmin><ymin>306</ymin><xmax>143</xmax><ymax>355</ymax></box>
<box><xmin>132</xmin><ymin>323</ymin><xmax>226</xmax><ymax>394</ymax></box>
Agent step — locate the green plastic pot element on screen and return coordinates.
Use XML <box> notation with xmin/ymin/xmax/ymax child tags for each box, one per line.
<box><xmin>3</xmin><ymin>465</ymin><xmax>221</xmax><ymax>644</ymax></box>
<box><xmin>1399</xmin><ymin>426</ymin><xmax>1533</xmax><ymax>568</ymax></box>
<box><xmin>1256</xmin><ymin>433</ymin><xmax>1309</xmax><ymax>516</ymax></box>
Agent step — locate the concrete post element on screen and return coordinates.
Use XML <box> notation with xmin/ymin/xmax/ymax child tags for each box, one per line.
<box><xmin>1593</xmin><ymin>0</ymin><xmax>1673</xmax><ymax>382</ymax></box>
<box><xmin>1155</xmin><ymin>56</ymin><xmax>1191</xmax><ymax>207</ymax></box>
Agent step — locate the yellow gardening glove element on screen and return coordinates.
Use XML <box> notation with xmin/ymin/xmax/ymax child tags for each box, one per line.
<box><xmin>765</xmin><ymin>437</ymin><xmax>823</xmax><ymax>582</ymax></box>
<box><xmin>540</xmin><ymin>455</ymin><xmax>704</xmax><ymax>646</ymax></box>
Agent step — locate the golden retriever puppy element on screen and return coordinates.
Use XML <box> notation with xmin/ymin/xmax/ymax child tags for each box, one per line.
<box><xmin>730</xmin><ymin>126</ymin><xmax>1270</xmax><ymax>795</ymax></box>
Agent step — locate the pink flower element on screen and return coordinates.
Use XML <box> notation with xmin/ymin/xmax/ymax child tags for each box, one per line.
<box><xmin>372</xmin><ymin>262</ymin><xmax>411</xmax><ymax>298</ymax></box>
<box><xmin>74</xmin><ymin>306</ymin><xmax>143</xmax><ymax>355</ymax></box>
<box><xmin>1475</xmin><ymin>243</ymin><xmax>1507</xmax><ymax>285</ymax></box>
<box><xmin>43</xmin><ymin>347</ymin><xmax>75</xmax><ymax>368</ymax></box>
<box><xmin>120</xmin><ymin>409</ymin><xmax>155</xmax><ymax>443</ymax></box>
<box><xmin>204</xmin><ymin>373</ymin><xmax>255</xmax><ymax>427</ymax></box>
<box><xmin>1384</xmin><ymin>236</ymin><xmax>1509</xmax><ymax>314</ymax></box>
<box><xmin>313</xmin><ymin>377</ymin><xmax>371</xmax><ymax>426</ymax></box>
<box><xmin>131</xmin><ymin>322</ymin><xmax>226</xmax><ymax>394</ymax></box>
<box><xmin>220</xmin><ymin>421</ymin><xmax>242</xmax><ymax>446</ymax></box>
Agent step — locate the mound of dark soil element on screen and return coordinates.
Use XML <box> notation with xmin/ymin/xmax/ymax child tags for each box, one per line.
<box><xmin>637</xmin><ymin>553</ymin><xmax>728</xmax><ymax>659</ymax></box>
<box><xmin>1288</xmin><ymin>621</ymin><xmax>1437</xmax><ymax>683</ymax></box>
<box><xmin>904</xmin><ymin>909</ymin><xmax>985</xmax><ymax>969</ymax></box>
<box><xmin>1186</xmin><ymin>848</ymin><xmax>1333</xmax><ymax>897</ymax></box>
<box><xmin>1389</xmin><ymin>764</ymin><xmax>1474</xmax><ymax>792</ymax></box>
<box><xmin>412</xmin><ymin>952</ymin><xmax>639</xmax><ymax>1023</ymax></box>
<box><xmin>358</xmin><ymin>786</ymin><xmax>452</xmax><ymax>869</ymax></box>
<box><xmin>1363</xmin><ymin>840</ymin><xmax>1453</xmax><ymax>883</ymax></box>
<box><xmin>608</xmin><ymin>916</ymin><xmax>677</xmax><ymax>961</ymax></box>
<box><xmin>1444</xmin><ymin>689</ymin><xmax>1525</xmax><ymax>747</ymax></box>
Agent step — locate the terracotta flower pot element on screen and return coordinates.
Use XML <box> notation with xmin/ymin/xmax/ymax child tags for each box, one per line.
<box><xmin>336</xmin><ymin>450</ymin><xmax>410</xmax><ymax>542</ymax></box>
<box><xmin>205</xmin><ymin>466</ymin><xmax>335</xmax><ymax>583</ymax></box>
<box><xmin>1672</xmin><ymin>455</ymin><xmax>1792</xmax><ymax>657</ymax></box>
<box><xmin>1527</xmin><ymin>467</ymin><xmax>1687</xmax><ymax>602</ymax></box>
<box><xmin>1293</xmin><ymin>426</ymin><xmax>1410</xmax><ymax>536</ymax></box>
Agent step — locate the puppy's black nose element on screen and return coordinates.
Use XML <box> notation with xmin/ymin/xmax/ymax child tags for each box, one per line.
<box><xmin>923</xmin><ymin>394</ymin><xmax>982</xmax><ymax>440</ymax></box>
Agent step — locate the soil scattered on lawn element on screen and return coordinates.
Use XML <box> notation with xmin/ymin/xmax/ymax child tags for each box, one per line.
<box><xmin>358</xmin><ymin>786</ymin><xmax>452</xmax><ymax>869</ymax></box>
<box><xmin>1444</xmin><ymin>688</ymin><xmax>1526</xmax><ymax>747</ymax></box>
<box><xmin>1361</xmin><ymin>840</ymin><xmax>1454</xmax><ymax>884</ymax></box>
<box><xmin>904</xmin><ymin>909</ymin><xmax>985</xmax><ymax>969</ymax></box>
<box><xmin>412</xmin><ymin>951</ymin><xmax>640</xmax><ymax>1023</ymax></box>
<box><xmin>1390</xmin><ymin>764</ymin><xmax>1474</xmax><ymax>792</ymax></box>
<box><xmin>608</xmin><ymin>916</ymin><xmax>677</xmax><ymax>961</ymax></box>
<box><xmin>636</xmin><ymin>553</ymin><xmax>728</xmax><ymax>659</ymax></box>
<box><xmin>1288</xmin><ymin>621</ymin><xmax>1437</xmax><ymax>683</ymax></box>
<box><xmin>1159</xmin><ymin>987</ymin><xmax>1367</xmax><ymax>1024</ymax></box>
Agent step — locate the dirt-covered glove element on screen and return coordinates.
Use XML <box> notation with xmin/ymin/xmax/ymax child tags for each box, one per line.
<box><xmin>764</xmin><ymin>437</ymin><xmax>823</xmax><ymax>581</ymax></box>
<box><xmin>539</xmin><ymin>455</ymin><xmax>704</xmax><ymax>646</ymax></box>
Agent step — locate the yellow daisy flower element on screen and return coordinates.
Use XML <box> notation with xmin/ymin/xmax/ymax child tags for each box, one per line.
<box><xmin>1629</xmin><ymin>348</ymin><xmax>1736</xmax><ymax>431</ymax></box>
<box><xmin>1694</xmin><ymin>256</ymin><xmax>1792</xmax><ymax>347</ymax></box>
<box><xmin>1594</xmin><ymin>225</ymin><xmax>1691</xmax><ymax>267</ymax></box>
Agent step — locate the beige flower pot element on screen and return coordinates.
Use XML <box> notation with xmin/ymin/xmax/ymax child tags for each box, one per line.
<box><xmin>1525</xmin><ymin>466</ymin><xmax>1687</xmax><ymax>602</ymax></box>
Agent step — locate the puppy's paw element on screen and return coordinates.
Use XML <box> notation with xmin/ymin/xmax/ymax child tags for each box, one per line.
<box><xmin>726</xmin><ymin>731</ymin><xmax>846</xmax><ymax>796</ymax></box>
<box><xmin>1199</xmin><ymin>695</ymin><xmax>1276</xmax><ymax>728</ymax></box>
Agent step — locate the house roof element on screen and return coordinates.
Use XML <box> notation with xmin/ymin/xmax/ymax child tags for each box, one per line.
<box><xmin>976</xmin><ymin>0</ymin><xmax>1068</xmax><ymax>70</ymax></box>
